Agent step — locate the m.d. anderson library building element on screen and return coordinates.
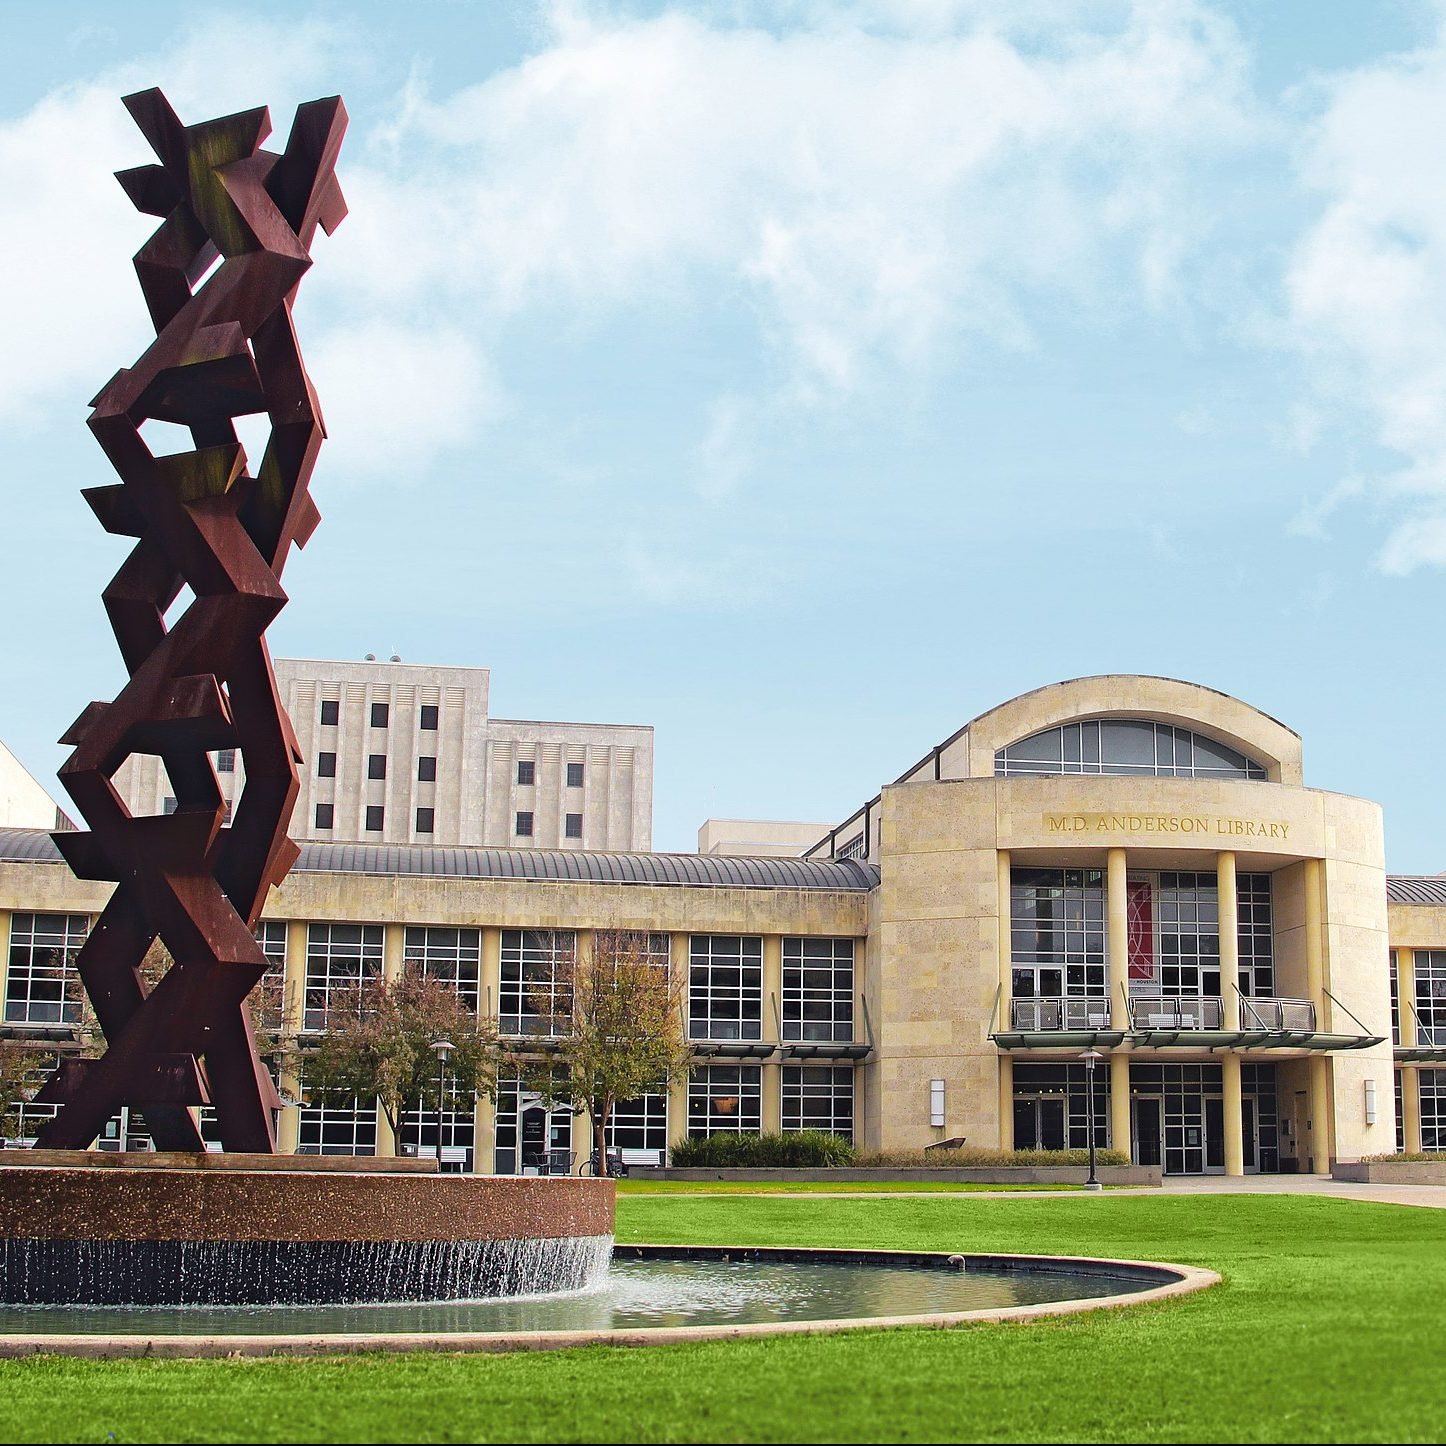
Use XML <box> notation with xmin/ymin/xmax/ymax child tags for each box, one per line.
<box><xmin>2</xmin><ymin>673</ymin><xmax>1444</xmax><ymax>1176</ymax></box>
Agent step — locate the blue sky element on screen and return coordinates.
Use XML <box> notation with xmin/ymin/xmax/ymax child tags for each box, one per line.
<box><xmin>4</xmin><ymin>1</ymin><xmax>1446</xmax><ymax>867</ymax></box>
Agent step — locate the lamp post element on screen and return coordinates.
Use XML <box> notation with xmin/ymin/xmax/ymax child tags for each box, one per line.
<box><xmin>1080</xmin><ymin>1048</ymin><xmax>1102</xmax><ymax>1192</ymax></box>
<box><xmin>431</xmin><ymin>1039</ymin><xmax>454</xmax><ymax>1171</ymax></box>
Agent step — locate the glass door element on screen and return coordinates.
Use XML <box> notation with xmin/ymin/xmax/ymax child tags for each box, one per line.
<box><xmin>1204</xmin><ymin>1096</ymin><xmax>1225</xmax><ymax>1173</ymax></box>
<box><xmin>1132</xmin><ymin>1096</ymin><xmax>1163</xmax><ymax>1167</ymax></box>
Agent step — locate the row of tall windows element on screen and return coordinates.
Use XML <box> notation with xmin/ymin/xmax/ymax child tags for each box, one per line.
<box><xmin>1388</xmin><ymin>949</ymin><xmax>1446</xmax><ymax>1049</ymax></box>
<box><xmin>1012</xmin><ymin>1061</ymin><xmax>1280</xmax><ymax>1173</ymax></box>
<box><xmin>3</xmin><ymin>921</ymin><xmax>850</xmax><ymax>1042</ymax></box>
<box><xmin>687</xmin><ymin>1064</ymin><xmax>855</xmax><ymax>1141</ymax></box>
<box><xmin>995</xmin><ymin>719</ymin><xmax>1267</xmax><ymax>780</ymax></box>
<box><xmin>1010</xmin><ymin>869</ymin><xmax>1275</xmax><ymax>1002</ymax></box>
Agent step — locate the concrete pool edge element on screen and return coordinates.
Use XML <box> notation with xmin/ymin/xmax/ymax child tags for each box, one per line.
<box><xmin>0</xmin><ymin>1246</ymin><xmax>1221</xmax><ymax>1359</ymax></box>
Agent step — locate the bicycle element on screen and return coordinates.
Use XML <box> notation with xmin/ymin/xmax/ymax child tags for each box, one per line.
<box><xmin>581</xmin><ymin>1148</ymin><xmax>629</xmax><ymax>1178</ymax></box>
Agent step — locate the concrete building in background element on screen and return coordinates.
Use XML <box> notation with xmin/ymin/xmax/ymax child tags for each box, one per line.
<box><xmin>114</xmin><ymin>657</ymin><xmax>653</xmax><ymax>851</ymax></box>
<box><xmin>0</xmin><ymin>741</ymin><xmax>70</xmax><ymax>832</ymax></box>
<box><xmin>696</xmin><ymin>819</ymin><xmax>833</xmax><ymax>857</ymax></box>
<box><xmin>6</xmin><ymin>675</ymin><xmax>1437</xmax><ymax>1174</ymax></box>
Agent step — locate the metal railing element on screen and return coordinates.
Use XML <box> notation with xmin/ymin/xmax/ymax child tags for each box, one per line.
<box><xmin>1010</xmin><ymin>997</ymin><xmax>1113</xmax><ymax>1031</ymax></box>
<box><xmin>1238</xmin><ymin>997</ymin><xmax>1316</xmax><ymax>1032</ymax></box>
<box><xmin>1128</xmin><ymin>996</ymin><xmax>1224</xmax><ymax>1030</ymax></box>
<box><xmin>1010</xmin><ymin>994</ymin><xmax>1320</xmax><ymax>1034</ymax></box>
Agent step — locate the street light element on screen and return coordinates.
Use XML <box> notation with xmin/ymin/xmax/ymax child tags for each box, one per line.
<box><xmin>1080</xmin><ymin>1048</ymin><xmax>1102</xmax><ymax>1192</ymax></box>
<box><xmin>431</xmin><ymin>1039</ymin><xmax>454</xmax><ymax>1172</ymax></box>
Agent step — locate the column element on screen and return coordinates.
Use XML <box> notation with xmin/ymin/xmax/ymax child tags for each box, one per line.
<box><xmin>998</xmin><ymin>1054</ymin><xmax>1014</xmax><ymax>1151</ymax></box>
<box><xmin>997</xmin><ymin>850</ymin><xmax>1012</xmax><ymax>1024</ymax></box>
<box><xmin>762</xmin><ymin>934</ymin><xmax>783</xmax><ymax>1133</ymax></box>
<box><xmin>1110</xmin><ymin>1053</ymin><xmax>1131</xmax><ymax>1160</ymax></box>
<box><xmin>480</xmin><ymin>926</ymin><xmax>502</xmax><ymax>1025</ymax></box>
<box><xmin>1222</xmin><ymin>1053</ymin><xmax>1244</xmax><ymax>1176</ymax></box>
<box><xmin>1399</xmin><ymin>947</ymin><xmax>1421</xmax><ymax>1154</ymax></box>
<box><xmin>1303</xmin><ymin>858</ymin><xmax>1331</xmax><ymax>1173</ymax></box>
<box><xmin>278</xmin><ymin>920</ymin><xmax>308</xmax><ymax>1153</ymax></box>
<box><xmin>473</xmin><ymin>1093</ymin><xmax>495</xmax><ymax>1176</ymax></box>
<box><xmin>1402</xmin><ymin>1068</ymin><xmax>1421</xmax><ymax>1155</ymax></box>
<box><xmin>1107</xmin><ymin>848</ymin><xmax>1129</xmax><ymax>1030</ymax></box>
<box><xmin>668</xmin><ymin>932</ymin><xmax>692</xmax><ymax>1160</ymax></box>
<box><xmin>382</xmin><ymin>922</ymin><xmax>405</xmax><ymax>984</ymax></box>
<box><xmin>1218</xmin><ymin>852</ymin><xmax>1239</xmax><ymax>1030</ymax></box>
<box><xmin>1217</xmin><ymin>852</ymin><xmax>1244</xmax><ymax>1176</ymax></box>
<box><xmin>1304</xmin><ymin>858</ymin><xmax>1325</xmax><ymax>1020</ymax></box>
<box><xmin>1308</xmin><ymin>1053</ymin><xmax>1333</xmax><ymax>1174</ymax></box>
<box><xmin>997</xmin><ymin>851</ymin><xmax>1014</xmax><ymax>1150</ymax></box>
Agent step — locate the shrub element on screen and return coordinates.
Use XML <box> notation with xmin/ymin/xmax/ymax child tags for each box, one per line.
<box><xmin>671</xmin><ymin>1131</ymin><xmax>856</xmax><ymax>1168</ymax></box>
<box><xmin>851</xmin><ymin>1146</ymin><xmax>1132</xmax><ymax>1169</ymax></box>
<box><xmin>1360</xmin><ymin>1152</ymin><xmax>1443</xmax><ymax>1163</ymax></box>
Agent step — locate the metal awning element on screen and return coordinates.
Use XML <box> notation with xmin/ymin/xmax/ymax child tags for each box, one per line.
<box><xmin>779</xmin><ymin>1042</ymin><xmax>872</xmax><ymax>1061</ymax></box>
<box><xmin>1395</xmin><ymin>1045</ymin><xmax>1446</xmax><ymax>1064</ymax></box>
<box><xmin>992</xmin><ymin>1029</ymin><xmax>1384</xmax><ymax>1052</ymax></box>
<box><xmin>990</xmin><ymin>1030</ymin><xmax>1126</xmax><ymax>1050</ymax></box>
<box><xmin>692</xmin><ymin>1042</ymin><xmax>778</xmax><ymax>1060</ymax></box>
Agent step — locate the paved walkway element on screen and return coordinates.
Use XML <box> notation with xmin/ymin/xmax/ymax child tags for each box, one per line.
<box><xmin>650</xmin><ymin>1177</ymin><xmax>1446</xmax><ymax>1208</ymax></box>
<box><xmin>1149</xmin><ymin>1173</ymin><xmax>1446</xmax><ymax>1209</ymax></box>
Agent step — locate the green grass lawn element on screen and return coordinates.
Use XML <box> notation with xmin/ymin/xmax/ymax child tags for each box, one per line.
<box><xmin>615</xmin><ymin>1178</ymin><xmax>1080</xmax><ymax>1194</ymax></box>
<box><xmin>3</xmin><ymin>1192</ymin><xmax>1440</xmax><ymax>1444</ymax></box>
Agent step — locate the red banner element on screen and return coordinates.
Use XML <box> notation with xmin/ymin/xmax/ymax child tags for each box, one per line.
<box><xmin>1127</xmin><ymin>881</ymin><xmax>1155</xmax><ymax>981</ymax></box>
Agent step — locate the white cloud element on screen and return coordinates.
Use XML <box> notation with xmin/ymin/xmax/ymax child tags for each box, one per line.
<box><xmin>1283</xmin><ymin>20</ymin><xmax>1446</xmax><ymax>570</ymax></box>
<box><xmin>0</xmin><ymin>18</ymin><xmax>350</xmax><ymax>426</ymax></box>
<box><xmin>306</xmin><ymin>322</ymin><xmax>501</xmax><ymax>483</ymax></box>
<box><xmin>323</xmin><ymin>0</ymin><xmax>1257</xmax><ymax>400</ymax></box>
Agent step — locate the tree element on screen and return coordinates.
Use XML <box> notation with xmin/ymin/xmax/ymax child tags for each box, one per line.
<box><xmin>303</xmin><ymin>970</ymin><xmax>501</xmax><ymax>1148</ymax></box>
<box><xmin>530</xmin><ymin>929</ymin><xmax>690</xmax><ymax>1175</ymax></box>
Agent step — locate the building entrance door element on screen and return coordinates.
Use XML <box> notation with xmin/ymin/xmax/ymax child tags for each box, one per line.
<box><xmin>1013</xmin><ymin>1096</ymin><xmax>1067</xmax><ymax>1151</ymax></box>
<box><xmin>1204</xmin><ymin>1095</ymin><xmax>1226</xmax><ymax>1174</ymax></box>
<box><xmin>1242</xmin><ymin>1098</ymin><xmax>1257</xmax><ymax>1173</ymax></box>
<box><xmin>1132</xmin><ymin>1096</ymin><xmax>1164</xmax><ymax>1167</ymax></box>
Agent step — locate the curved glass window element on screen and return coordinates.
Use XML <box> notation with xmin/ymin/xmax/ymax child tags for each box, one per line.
<box><xmin>995</xmin><ymin>720</ymin><xmax>1266</xmax><ymax>780</ymax></box>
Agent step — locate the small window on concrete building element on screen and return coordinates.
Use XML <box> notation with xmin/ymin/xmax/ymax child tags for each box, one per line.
<box><xmin>515</xmin><ymin>811</ymin><xmax>534</xmax><ymax>837</ymax></box>
<box><xmin>565</xmin><ymin>813</ymin><xmax>583</xmax><ymax>838</ymax></box>
<box><xmin>416</xmin><ymin>807</ymin><xmax>435</xmax><ymax>833</ymax></box>
<box><xmin>368</xmin><ymin>753</ymin><xmax>387</xmax><ymax>780</ymax></box>
<box><xmin>163</xmin><ymin>796</ymin><xmax>177</xmax><ymax>815</ymax></box>
<box><xmin>420</xmin><ymin>704</ymin><xmax>439</xmax><ymax>731</ymax></box>
<box><xmin>418</xmin><ymin>756</ymin><xmax>437</xmax><ymax>783</ymax></box>
<box><xmin>317</xmin><ymin>752</ymin><xmax>336</xmax><ymax>778</ymax></box>
<box><xmin>370</xmin><ymin>702</ymin><xmax>389</xmax><ymax>728</ymax></box>
<box><xmin>517</xmin><ymin>760</ymin><xmax>535</xmax><ymax>786</ymax></box>
<box><xmin>566</xmin><ymin>762</ymin><xmax>585</xmax><ymax>788</ymax></box>
<box><xmin>315</xmin><ymin>803</ymin><xmax>334</xmax><ymax>830</ymax></box>
<box><xmin>320</xmin><ymin>699</ymin><xmax>339</xmax><ymax>726</ymax></box>
<box><xmin>216</xmin><ymin>749</ymin><xmax>235</xmax><ymax>773</ymax></box>
<box><xmin>366</xmin><ymin>805</ymin><xmax>385</xmax><ymax>831</ymax></box>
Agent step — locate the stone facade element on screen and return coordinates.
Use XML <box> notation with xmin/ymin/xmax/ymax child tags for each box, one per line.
<box><xmin>3</xmin><ymin>674</ymin><xmax>1436</xmax><ymax>1176</ymax></box>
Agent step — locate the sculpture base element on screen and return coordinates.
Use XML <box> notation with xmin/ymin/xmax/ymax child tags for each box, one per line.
<box><xmin>0</xmin><ymin>1164</ymin><xmax>614</xmax><ymax>1306</ymax></box>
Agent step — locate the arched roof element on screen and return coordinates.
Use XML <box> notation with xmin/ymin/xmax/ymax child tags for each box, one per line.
<box><xmin>896</xmin><ymin>675</ymin><xmax>1302</xmax><ymax>786</ymax></box>
<box><xmin>0</xmin><ymin>829</ymin><xmax>879</xmax><ymax>892</ymax></box>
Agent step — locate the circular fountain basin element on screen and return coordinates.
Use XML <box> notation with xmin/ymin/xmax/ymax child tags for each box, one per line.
<box><xmin>0</xmin><ymin>1160</ymin><xmax>613</xmax><ymax>1306</ymax></box>
<box><xmin>0</xmin><ymin>1244</ymin><xmax>1219</xmax><ymax>1357</ymax></box>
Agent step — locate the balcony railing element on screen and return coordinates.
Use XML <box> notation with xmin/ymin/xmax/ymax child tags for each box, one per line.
<box><xmin>1238</xmin><ymin>997</ymin><xmax>1317</xmax><ymax>1032</ymax></box>
<box><xmin>1129</xmin><ymin>996</ymin><xmax>1224</xmax><ymax>1030</ymax></box>
<box><xmin>1010</xmin><ymin>997</ymin><xmax>1113</xmax><ymax>1031</ymax></box>
<box><xmin>1007</xmin><ymin>994</ymin><xmax>1321</xmax><ymax>1035</ymax></box>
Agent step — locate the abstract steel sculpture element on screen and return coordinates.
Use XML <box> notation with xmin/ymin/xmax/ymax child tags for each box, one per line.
<box><xmin>35</xmin><ymin>89</ymin><xmax>347</xmax><ymax>1152</ymax></box>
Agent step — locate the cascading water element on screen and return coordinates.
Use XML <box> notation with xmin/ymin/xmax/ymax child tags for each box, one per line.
<box><xmin>0</xmin><ymin>1233</ymin><xmax>614</xmax><ymax>1307</ymax></box>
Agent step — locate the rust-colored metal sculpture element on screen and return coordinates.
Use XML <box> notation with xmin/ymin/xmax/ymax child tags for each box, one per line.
<box><xmin>35</xmin><ymin>89</ymin><xmax>347</xmax><ymax>1152</ymax></box>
